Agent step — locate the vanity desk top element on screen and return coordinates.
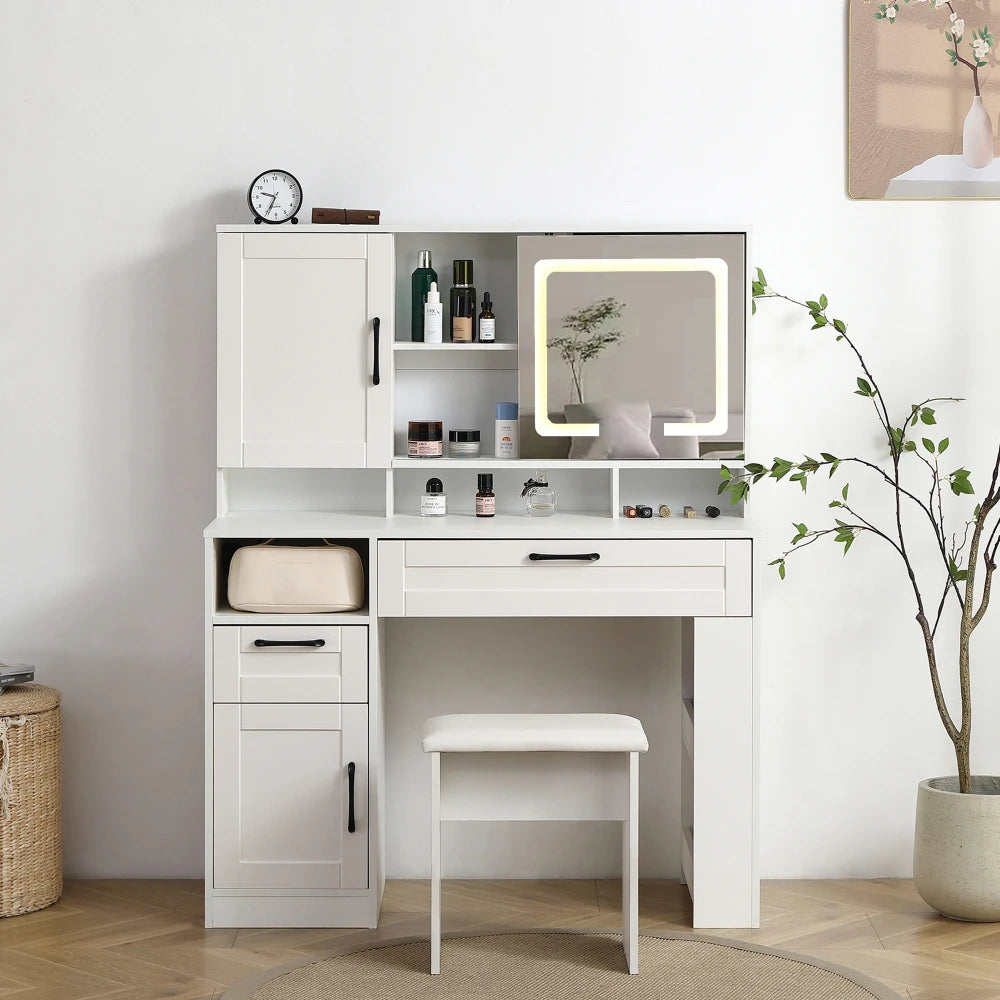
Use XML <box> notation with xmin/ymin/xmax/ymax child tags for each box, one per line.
<box><xmin>205</xmin><ymin>511</ymin><xmax>760</xmax><ymax>540</ymax></box>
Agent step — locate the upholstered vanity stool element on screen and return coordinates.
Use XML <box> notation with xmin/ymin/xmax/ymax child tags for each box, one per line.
<box><xmin>422</xmin><ymin>713</ymin><xmax>649</xmax><ymax>975</ymax></box>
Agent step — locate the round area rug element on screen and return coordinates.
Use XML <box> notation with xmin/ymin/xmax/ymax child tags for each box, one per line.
<box><xmin>222</xmin><ymin>930</ymin><xmax>900</xmax><ymax>1000</ymax></box>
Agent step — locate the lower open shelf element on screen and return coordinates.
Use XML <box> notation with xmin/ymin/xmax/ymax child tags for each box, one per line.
<box><xmin>212</xmin><ymin>607</ymin><xmax>371</xmax><ymax>626</ymax></box>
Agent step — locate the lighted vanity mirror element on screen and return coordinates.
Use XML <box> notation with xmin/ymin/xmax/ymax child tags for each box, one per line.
<box><xmin>516</xmin><ymin>233</ymin><xmax>746</xmax><ymax>462</ymax></box>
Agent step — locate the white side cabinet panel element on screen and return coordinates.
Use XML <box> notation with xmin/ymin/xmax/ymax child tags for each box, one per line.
<box><xmin>213</xmin><ymin>703</ymin><xmax>368</xmax><ymax>890</ymax></box>
<box><xmin>217</xmin><ymin>232</ymin><xmax>393</xmax><ymax>469</ymax></box>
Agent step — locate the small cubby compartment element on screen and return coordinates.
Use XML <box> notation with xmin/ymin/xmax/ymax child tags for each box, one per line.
<box><xmin>393</xmin><ymin>465</ymin><xmax>613</xmax><ymax>517</ymax></box>
<box><xmin>617</xmin><ymin>466</ymin><xmax>740</xmax><ymax>520</ymax></box>
<box><xmin>221</xmin><ymin>468</ymin><xmax>387</xmax><ymax>516</ymax></box>
<box><xmin>393</xmin><ymin>233</ymin><xmax>517</xmax><ymax>345</ymax></box>
<box><xmin>394</xmin><ymin>368</ymin><xmax>517</xmax><ymax>461</ymax></box>
<box><xmin>210</xmin><ymin>537</ymin><xmax>371</xmax><ymax>623</ymax></box>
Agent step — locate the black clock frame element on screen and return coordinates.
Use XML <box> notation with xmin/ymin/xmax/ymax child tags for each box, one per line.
<box><xmin>247</xmin><ymin>169</ymin><xmax>302</xmax><ymax>225</ymax></box>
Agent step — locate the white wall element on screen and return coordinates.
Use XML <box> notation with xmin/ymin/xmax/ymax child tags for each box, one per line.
<box><xmin>3</xmin><ymin>1</ymin><xmax>998</xmax><ymax>879</ymax></box>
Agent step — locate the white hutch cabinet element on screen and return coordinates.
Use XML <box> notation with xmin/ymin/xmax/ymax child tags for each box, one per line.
<box><xmin>217</xmin><ymin>232</ymin><xmax>394</xmax><ymax>469</ymax></box>
<box><xmin>206</xmin><ymin>224</ymin><xmax>759</xmax><ymax>932</ymax></box>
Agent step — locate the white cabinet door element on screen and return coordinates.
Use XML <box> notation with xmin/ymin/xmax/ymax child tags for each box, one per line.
<box><xmin>213</xmin><ymin>703</ymin><xmax>368</xmax><ymax>890</ymax></box>
<box><xmin>218</xmin><ymin>232</ymin><xmax>393</xmax><ymax>469</ymax></box>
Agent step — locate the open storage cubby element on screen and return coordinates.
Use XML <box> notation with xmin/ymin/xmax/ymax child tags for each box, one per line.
<box><xmin>210</xmin><ymin>537</ymin><xmax>371</xmax><ymax>624</ymax></box>
<box><xmin>617</xmin><ymin>465</ymin><xmax>741</xmax><ymax>521</ymax></box>
<box><xmin>221</xmin><ymin>468</ymin><xmax>388</xmax><ymax>516</ymax></box>
<box><xmin>393</xmin><ymin>233</ymin><xmax>518</xmax><ymax>345</ymax></box>
<box><xmin>393</xmin><ymin>232</ymin><xmax>520</xmax><ymax>462</ymax></box>
<box><xmin>393</xmin><ymin>465</ymin><xmax>613</xmax><ymax>518</ymax></box>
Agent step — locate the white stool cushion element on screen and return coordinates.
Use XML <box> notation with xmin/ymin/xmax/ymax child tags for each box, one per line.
<box><xmin>421</xmin><ymin>713</ymin><xmax>649</xmax><ymax>754</ymax></box>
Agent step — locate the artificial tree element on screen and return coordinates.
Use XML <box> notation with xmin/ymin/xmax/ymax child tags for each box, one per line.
<box><xmin>721</xmin><ymin>272</ymin><xmax>999</xmax><ymax>792</ymax></box>
<box><xmin>548</xmin><ymin>297</ymin><xmax>625</xmax><ymax>404</ymax></box>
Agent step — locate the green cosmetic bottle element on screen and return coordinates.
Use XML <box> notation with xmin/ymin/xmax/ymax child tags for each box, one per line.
<box><xmin>411</xmin><ymin>250</ymin><xmax>437</xmax><ymax>342</ymax></box>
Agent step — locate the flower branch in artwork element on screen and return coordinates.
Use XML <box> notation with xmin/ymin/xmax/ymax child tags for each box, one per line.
<box><xmin>876</xmin><ymin>0</ymin><xmax>994</xmax><ymax>96</ymax></box>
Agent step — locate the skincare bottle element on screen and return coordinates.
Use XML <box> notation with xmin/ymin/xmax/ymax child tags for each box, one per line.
<box><xmin>478</xmin><ymin>292</ymin><xmax>496</xmax><ymax>342</ymax></box>
<box><xmin>495</xmin><ymin>402</ymin><xmax>518</xmax><ymax>459</ymax></box>
<box><xmin>411</xmin><ymin>250</ymin><xmax>437</xmax><ymax>342</ymax></box>
<box><xmin>475</xmin><ymin>473</ymin><xmax>496</xmax><ymax>518</ymax></box>
<box><xmin>423</xmin><ymin>282</ymin><xmax>443</xmax><ymax>344</ymax></box>
<box><xmin>420</xmin><ymin>478</ymin><xmax>447</xmax><ymax>517</ymax></box>
<box><xmin>450</xmin><ymin>259</ymin><xmax>476</xmax><ymax>343</ymax></box>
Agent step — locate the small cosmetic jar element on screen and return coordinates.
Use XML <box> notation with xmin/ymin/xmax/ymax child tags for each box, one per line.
<box><xmin>408</xmin><ymin>420</ymin><xmax>443</xmax><ymax>458</ymax></box>
<box><xmin>448</xmin><ymin>429</ymin><xmax>481</xmax><ymax>458</ymax></box>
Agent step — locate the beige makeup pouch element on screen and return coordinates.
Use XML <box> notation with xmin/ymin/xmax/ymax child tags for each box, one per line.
<box><xmin>228</xmin><ymin>541</ymin><xmax>365</xmax><ymax>613</ymax></box>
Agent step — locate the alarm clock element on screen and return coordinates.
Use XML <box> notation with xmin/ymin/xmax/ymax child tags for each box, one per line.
<box><xmin>248</xmin><ymin>170</ymin><xmax>303</xmax><ymax>225</ymax></box>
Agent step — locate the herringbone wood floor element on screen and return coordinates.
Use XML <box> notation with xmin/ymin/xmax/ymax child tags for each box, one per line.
<box><xmin>0</xmin><ymin>879</ymin><xmax>997</xmax><ymax>999</ymax></box>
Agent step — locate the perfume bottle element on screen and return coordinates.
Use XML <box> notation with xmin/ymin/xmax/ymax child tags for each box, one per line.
<box><xmin>411</xmin><ymin>250</ymin><xmax>437</xmax><ymax>342</ymax></box>
<box><xmin>420</xmin><ymin>478</ymin><xmax>447</xmax><ymax>517</ymax></box>
<box><xmin>450</xmin><ymin>259</ymin><xmax>476</xmax><ymax>343</ymax></box>
<box><xmin>522</xmin><ymin>473</ymin><xmax>557</xmax><ymax>517</ymax></box>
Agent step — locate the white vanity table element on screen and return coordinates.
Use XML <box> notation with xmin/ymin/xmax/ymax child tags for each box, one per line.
<box><xmin>204</xmin><ymin>225</ymin><xmax>758</xmax><ymax>932</ymax></box>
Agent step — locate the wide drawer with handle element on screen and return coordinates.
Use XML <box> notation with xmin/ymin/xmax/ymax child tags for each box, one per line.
<box><xmin>213</xmin><ymin>626</ymin><xmax>368</xmax><ymax>703</ymax></box>
<box><xmin>377</xmin><ymin>539</ymin><xmax>751</xmax><ymax>618</ymax></box>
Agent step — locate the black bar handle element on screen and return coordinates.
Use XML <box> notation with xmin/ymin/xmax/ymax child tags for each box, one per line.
<box><xmin>347</xmin><ymin>761</ymin><xmax>356</xmax><ymax>833</ymax></box>
<box><xmin>371</xmin><ymin>317</ymin><xmax>381</xmax><ymax>386</ymax></box>
<box><xmin>253</xmin><ymin>638</ymin><xmax>326</xmax><ymax>648</ymax></box>
<box><xmin>528</xmin><ymin>552</ymin><xmax>601</xmax><ymax>562</ymax></box>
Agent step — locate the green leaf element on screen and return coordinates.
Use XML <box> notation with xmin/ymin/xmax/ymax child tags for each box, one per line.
<box><xmin>778</xmin><ymin>562</ymin><xmax>786</xmax><ymax>580</ymax></box>
<box><xmin>923</xmin><ymin>438</ymin><xmax>935</xmax><ymax>453</ymax></box>
<box><xmin>939</xmin><ymin>438</ymin><xmax>949</xmax><ymax>454</ymax></box>
<box><xmin>806</xmin><ymin>300</ymin><xmax>821</xmax><ymax>312</ymax></box>
<box><xmin>720</xmin><ymin>467</ymin><xmax>732</xmax><ymax>480</ymax></box>
<box><xmin>833</xmin><ymin>318</ymin><xmax>847</xmax><ymax>334</ymax></box>
<box><xmin>842</xmin><ymin>483</ymin><xmax>850</xmax><ymax>501</ymax></box>
<box><xmin>904</xmin><ymin>441</ymin><xmax>917</xmax><ymax>451</ymax></box>
<box><xmin>819</xmin><ymin>294</ymin><xmax>829</xmax><ymax>309</ymax></box>
<box><xmin>921</xmin><ymin>408</ymin><xmax>936</xmax><ymax>425</ymax></box>
<box><xmin>857</xmin><ymin>377</ymin><xmax>872</xmax><ymax>395</ymax></box>
<box><xmin>821</xmin><ymin>452</ymin><xmax>838</xmax><ymax>463</ymax></box>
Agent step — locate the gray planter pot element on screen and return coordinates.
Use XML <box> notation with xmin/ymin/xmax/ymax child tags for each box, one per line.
<box><xmin>913</xmin><ymin>776</ymin><xmax>1000</xmax><ymax>921</ymax></box>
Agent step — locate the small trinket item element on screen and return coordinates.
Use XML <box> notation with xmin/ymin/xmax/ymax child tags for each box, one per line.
<box><xmin>684</xmin><ymin>505</ymin><xmax>697</xmax><ymax>518</ymax></box>
<box><xmin>623</xmin><ymin>505</ymin><xmax>638</xmax><ymax>518</ymax></box>
<box><xmin>705</xmin><ymin>505</ymin><xmax>721</xmax><ymax>518</ymax></box>
<box><xmin>636</xmin><ymin>505</ymin><xmax>653</xmax><ymax>518</ymax></box>
<box><xmin>659</xmin><ymin>505</ymin><xmax>672</xmax><ymax>518</ymax></box>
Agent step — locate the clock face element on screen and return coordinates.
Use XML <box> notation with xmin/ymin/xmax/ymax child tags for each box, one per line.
<box><xmin>248</xmin><ymin>170</ymin><xmax>302</xmax><ymax>224</ymax></box>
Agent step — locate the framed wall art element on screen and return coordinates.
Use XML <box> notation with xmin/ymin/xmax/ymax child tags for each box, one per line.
<box><xmin>849</xmin><ymin>0</ymin><xmax>1000</xmax><ymax>198</ymax></box>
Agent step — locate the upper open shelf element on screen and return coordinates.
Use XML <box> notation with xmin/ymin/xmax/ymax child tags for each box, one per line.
<box><xmin>393</xmin><ymin>343</ymin><xmax>517</xmax><ymax>351</ymax></box>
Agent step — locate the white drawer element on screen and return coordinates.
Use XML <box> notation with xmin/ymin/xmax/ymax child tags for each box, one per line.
<box><xmin>213</xmin><ymin>626</ymin><xmax>368</xmax><ymax>703</ymax></box>
<box><xmin>378</xmin><ymin>539</ymin><xmax>752</xmax><ymax>618</ymax></box>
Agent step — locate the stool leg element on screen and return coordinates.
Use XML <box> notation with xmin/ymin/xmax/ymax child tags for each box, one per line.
<box><xmin>622</xmin><ymin>751</ymin><xmax>639</xmax><ymax>974</ymax></box>
<box><xmin>430</xmin><ymin>751</ymin><xmax>441</xmax><ymax>975</ymax></box>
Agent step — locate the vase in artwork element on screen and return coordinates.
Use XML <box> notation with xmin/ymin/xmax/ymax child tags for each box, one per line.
<box><xmin>963</xmin><ymin>96</ymin><xmax>994</xmax><ymax>168</ymax></box>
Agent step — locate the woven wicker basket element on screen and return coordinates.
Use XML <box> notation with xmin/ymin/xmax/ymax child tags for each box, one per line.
<box><xmin>0</xmin><ymin>684</ymin><xmax>62</xmax><ymax>917</ymax></box>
